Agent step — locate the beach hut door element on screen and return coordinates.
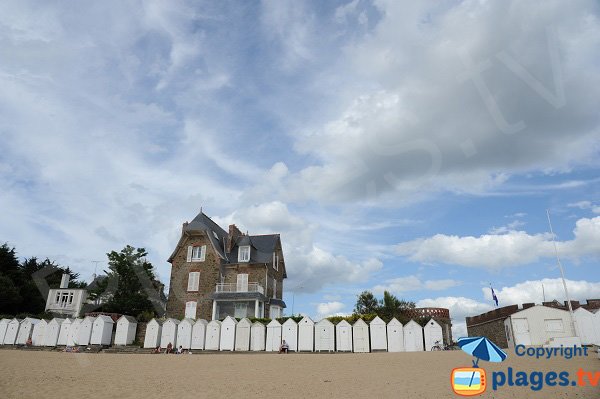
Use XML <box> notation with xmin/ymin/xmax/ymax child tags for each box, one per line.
<box><xmin>512</xmin><ymin>318</ymin><xmax>531</xmax><ymax>346</ymax></box>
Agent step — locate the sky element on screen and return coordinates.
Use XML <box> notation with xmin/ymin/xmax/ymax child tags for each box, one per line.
<box><xmin>1</xmin><ymin>0</ymin><xmax>599</xmax><ymax>338</ymax></box>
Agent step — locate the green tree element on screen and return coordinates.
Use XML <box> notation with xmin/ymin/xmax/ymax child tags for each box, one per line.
<box><xmin>0</xmin><ymin>244</ymin><xmax>23</xmax><ymax>314</ymax></box>
<box><xmin>354</xmin><ymin>290</ymin><xmax>379</xmax><ymax>314</ymax></box>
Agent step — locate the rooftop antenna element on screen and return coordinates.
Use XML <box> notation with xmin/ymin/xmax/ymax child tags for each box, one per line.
<box><xmin>91</xmin><ymin>260</ymin><xmax>102</xmax><ymax>280</ymax></box>
<box><xmin>546</xmin><ymin>209</ymin><xmax>577</xmax><ymax>338</ymax></box>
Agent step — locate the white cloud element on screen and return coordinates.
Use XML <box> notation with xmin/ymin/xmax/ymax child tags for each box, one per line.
<box><xmin>568</xmin><ymin>201</ymin><xmax>600</xmax><ymax>214</ymax></box>
<box><xmin>316</xmin><ymin>301</ymin><xmax>346</xmax><ymax>319</ymax></box>
<box><xmin>395</xmin><ymin>217</ymin><xmax>600</xmax><ymax>270</ymax></box>
<box><xmin>416</xmin><ymin>296</ymin><xmax>493</xmax><ymax>339</ymax></box>
<box><xmin>373</xmin><ymin>275</ymin><xmax>461</xmax><ymax>295</ymax></box>
<box><xmin>488</xmin><ymin>219</ymin><xmax>525</xmax><ymax>234</ymax></box>
<box><xmin>483</xmin><ymin>278</ymin><xmax>600</xmax><ymax>306</ymax></box>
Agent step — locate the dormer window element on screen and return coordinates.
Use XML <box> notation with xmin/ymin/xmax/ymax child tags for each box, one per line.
<box><xmin>187</xmin><ymin>245</ymin><xmax>206</xmax><ymax>262</ymax></box>
<box><xmin>238</xmin><ymin>245</ymin><xmax>250</xmax><ymax>262</ymax></box>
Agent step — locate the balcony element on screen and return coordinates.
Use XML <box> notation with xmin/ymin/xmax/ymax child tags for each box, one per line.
<box><xmin>215</xmin><ymin>282</ymin><xmax>264</xmax><ymax>294</ymax></box>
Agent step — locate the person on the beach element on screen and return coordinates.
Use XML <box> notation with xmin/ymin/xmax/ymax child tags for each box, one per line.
<box><xmin>279</xmin><ymin>340</ymin><xmax>289</xmax><ymax>354</ymax></box>
<box><xmin>177</xmin><ymin>345</ymin><xmax>183</xmax><ymax>354</ymax></box>
<box><xmin>166</xmin><ymin>342</ymin><xmax>173</xmax><ymax>354</ymax></box>
<box><xmin>25</xmin><ymin>337</ymin><xmax>32</xmax><ymax>346</ymax></box>
<box><xmin>153</xmin><ymin>346</ymin><xmax>161</xmax><ymax>354</ymax></box>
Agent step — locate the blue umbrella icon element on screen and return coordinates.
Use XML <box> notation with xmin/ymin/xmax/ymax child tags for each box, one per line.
<box><xmin>458</xmin><ymin>337</ymin><xmax>507</xmax><ymax>387</ymax></box>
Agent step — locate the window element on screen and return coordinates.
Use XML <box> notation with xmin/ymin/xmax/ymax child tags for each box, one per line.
<box><xmin>238</xmin><ymin>246</ymin><xmax>250</xmax><ymax>262</ymax></box>
<box><xmin>544</xmin><ymin>319</ymin><xmax>564</xmax><ymax>332</ymax></box>
<box><xmin>273</xmin><ymin>279</ymin><xmax>277</xmax><ymax>298</ymax></box>
<box><xmin>69</xmin><ymin>293</ymin><xmax>74</xmax><ymax>304</ymax></box>
<box><xmin>234</xmin><ymin>302</ymin><xmax>248</xmax><ymax>318</ymax></box>
<box><xmin>236</xmin><ymin>273</ymin><xmax>248</xmax><ymax>292</ymax></box>
<box><xmin>187</xmin><ymin>272</ymin><xmax>200</xmax><ymax>291</ymax></box>
<box><xmin>191</xmin><ymin>245</ymin><xmax>206</xmax><ymax>261</ymax></box>
<box><xmin>55</xmin><ymin>292</ymin><xmax>61</xmax><ymax>304</ymax></box>
<box><xmin>273</xmin><ymin>254</ymin><xmax>279</xmax><ymax>271</ymax></box>
<box><xmin>271</xmin><ymin>305</ymin><xmax>281</xmax><ymax>318</ymax></box>
<box><xmin>185</xmin><ymin>301</ymin><xmax>197</xmax><ymax>319</ymax></box>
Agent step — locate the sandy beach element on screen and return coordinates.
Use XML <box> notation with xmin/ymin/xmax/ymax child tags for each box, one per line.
<box><xmin>0</xmin><ymin>348</ymin><xmax>598</xmax><ymax>398</ymax></box>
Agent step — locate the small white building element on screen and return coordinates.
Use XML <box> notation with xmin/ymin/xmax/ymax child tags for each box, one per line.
<box><xmin>404</xmin><ymin>320</ymin><xmax>424</xmax><ymax>352</ymax></box>
<box><xmin>314</xmin><ymin>319</ymin><xmax>335</xmax><ymax>352</ymax></box>
<box><xmin>250</xmin><ymin>321</ymin><xmax>266</xmax><ymax>351</ymax></box>
<box><xmin>16</xmin><ymin>317</ymin><xmax>40</xmax><ymax>345</ymax></box>
<box><xmin>90</xmin><ymin>315</ymin><xmax>114</xmax><ymax>346</ymax></box>
<box><xmin>220</xmin><ymin>316</ymin><xmax>237</xmax><ymax>351</ymax></box>
<box><xmin>370</xmin><ymin>316</ymin><xmax>387</xmax><ymax>351</ymax></box>
<box><xmin>143</xmin><ymin>319</ymin><xmax>162</xmax><ymax>348</ymax></box>
<box><xmin>423</xmin><ymin>319</ymin><xmax>444</xmax><ymax>351</ymax></box>
<box><xmin>3</xmin><ymin>319</ymin><xmax>20</xmax><ymax>345</ymax></box>
<box><xmin>45</xmin><ymin>274</ymin><xmax>87</xmax><ymax>318</ymax></box>
<box><xmin>0</xmin><ymin>318</ymin><xmax>10</xmax><ymax>344</ymax></box>
<box><xmin>32</xmin><ymin>320</ymin><xmax>48</xmax><ymax>346</ymax></box>
<box><xmin>335</xmin><ymin>320</ymin><xmax>352</xmax><ymax>352</ymax></box>
<box><xmin>57</xmin><ymin>318</ymin><xmax>72</xmax><ymax>346</ymax></box>
<box><xmin>504</xmin><ymin>305</ymin><xmax>577</xmax><ymax>347</ymax></box>
<box><xmin>45</xmin><ymin>318</ymin><xmax>64</xmax><ymax>347</ymax></box>
<box><xmin>191</xmin><ymin>319</ymin><xmax>208</xmax><ymax>350</ymax></box>
<box><xmin>282</xmin><ymin>318</ymin><xmax>298</xmax><ymax>352</ymax></box>
<box><xmin>234</xmin><ymin>318</ymin><xmax>252</xmax><ymax>351</ymax></box>
<box><xmin>573</xmin><ymin>308</ymin><xmax>598</xmax><ymax>346</ymax></box>
<box><xmin>205</xmin><ymin>320</ymin><xmax>221</xmax><ymax>350</ymax></box>
<box><xmin>297</xmin><ymin>316</ymin><xmax>314</xmax><ymax>352</ymax></box>
<box><xmin>114</xmin><ymin>316</ymin><xmax>137</xmax><ymax>346</ymax></box>
<box><xmin>265</xmin><ymin>319</ymin><xmax>282</xmax><ymax>352</ymax></box>
<box><xmin>160</xmin><ymin>318</ymin><xmax>180</xmax><ymax>348</ymax></box>
<box><xmin>177</xmin><ymin>318</ymin><xmax>195</xmax><ymax>350</ymax></box>
<box><xmin>386</xmin><ymin>318</ymin><xmax>404</xmax><ymax>352</ymax></box>
<box><xmin>593</xmin><ymin>310</ymin><xmax>600</xmax><ymax>346</ymax></box>
<box><xmin>68</xmin><ymin>318</ymin><xmax>83</xmax><ymax>346</ymax></box>
<box><xmin>352</xmin><ymin>318</ymin><xmax>370</xmax><ymax>353</ymax></box>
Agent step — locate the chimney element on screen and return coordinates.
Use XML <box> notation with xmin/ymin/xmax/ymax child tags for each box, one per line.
<box><xmin>60</xmin><ymin>274</ymin><xmax>70</xmax><ymax>289</ymax></box>
<box><xmin>227</xmin><ymin>224</ymin><xmax>243</xmax><ymax>252</ymax></box>
<box><xmin>182</xmin><ymin>221</ymin><xmax>189</xmax><ymax>233</ymax></box>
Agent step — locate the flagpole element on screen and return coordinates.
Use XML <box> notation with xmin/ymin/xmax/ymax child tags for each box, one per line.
<box><xmin>546</xmin><ymin>209</ymin><xmax>577</xmax><ymax>338</ymax></box>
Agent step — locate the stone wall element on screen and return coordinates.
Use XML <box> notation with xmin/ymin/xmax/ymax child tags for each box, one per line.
<box><xmin>467</xmin><ymin>318</ymin><xmax>509</xmax><ymax>348</ymax></box>
<box><xmin>135</xmin><ymin>322</ymin><xmax>147</xmax><ymax>346</ymax></box>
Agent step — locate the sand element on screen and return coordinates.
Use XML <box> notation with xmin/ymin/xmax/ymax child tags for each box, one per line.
<box><xmin>0</xmin><ymin>348</ymin><xmax>598</xmax><ymax>398</ymax></box>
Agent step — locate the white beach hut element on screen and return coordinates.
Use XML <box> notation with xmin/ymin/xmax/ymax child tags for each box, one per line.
<box><xmin>370</xmin><ymin>316</ymin><xmax>387</xmax><ymax>351</ymax></box>
<box><xmin>352</xmin><ymin>318</ymin><xmax>370</xmax><ymax>353</ymax></box>
<box><xmin>250</xmin><ymin>321</ymin><xmax>266</xmax><ymax>351</ymax></box>
<box><xmin>57</xmin><ymin>318</ymin><xmax>72</xmax><ymax>346</ymax></box>
<box><xmin>91</xmin><ymin>315</ymin><xmax>114</xmax><ymax>346</ymax></box>
<box><xmin>220</xmin><ymin>316</ymin><xmax>237</xmax><ymax>351</ymax></box>
<box><xmin>45</xmin><ymin>318</ymin><xmax>64</xmax><ymax>347</ymax></box>
<box><xmin>504</xmin><ymin>305</ymin><xmax>576</xmax><ymax>348</ymax></box>
<box><xmin>3</xmin><ymin>319</ymin><xmax>20</xmax><ymax>345</ymax></box>
<box><xmin>0</xmin><ymin>318</ymin><xmax>11</xmax><ymax>345</ymax></box>
<box><xmin>573</xmin><ymin>308</ymin><xmax>598</xmax><ymax>346</ymax></box>
<box><xmin>315</xmin><ymin>319</ymin><xmax>335</xmax><ymax>352</ymax></box>
<box><xmin>234</xmin><ymin>318</ymin><xmax>252</xmax><ymax>351</ymax></box>
<box><xmin>205</xmin><ymin>320</ymin><xmax>221</xmax><ymax>350</ymax></box>
<box><xmin>335</xmin><ymin>320</ymin><xmax>352</xmax><ymax>352</ymax></box>
<box><xmin>67</xmin><ymin>318</ymin><xmax>83</xmax><ymax>346</ymax></box>
<box><xmin>32</xmin><ymin>319</ymin><xmax>48</xmax><ymax>346</ymax></box>
<box><xmin>282</xmin><ymin>318</ymin><xmax>298</xmax><ymax>352</ymax></box>
<box><xmin>386</xmin><ymin>318</ymin><xmax>404</xmax><ymax>352</ymax></box>
<box><xmin>160</xmin><ymin>318</ymin><xmax>180</xmax><ymax>348</ymax></box>
<box><xmin>404</xmin><ymin>320</ymin><xmax>424</xmax><ymax>351</ymax></box>
<box><xmin>266</xmin><ymin>319</ymin><xmax>282</xmax><ymax>352</ymax></box>
<box><xmin>16</xmin><ymin>317</ymin><xmax>40</xmax><ymax>345</ymax></box>
<box><xmin>177</xmin><ymin>318</ymin><xmax>195</xmax><ymax>350</ymax></box>
<box><xmin>297</xmin><ymin>316</ymin><xmax>314</xmax><ymax>352</ymax></box>
<box><xmin>191</xmin><ymin>319</ymin><xmax>208</xmax><ymax>350</ymax></box>
<box><xmin>593</xmin><ymin>310</ymin><xmax>600</xmax><ymax>346</ymax></box>
<box><xmin>114</xmin><ymin>316</ymin><xmax>137</xmax><ymax>346</ymax></box>
<box><xmin>424</xmin><ymin>319</ymin><xmax>444</xmax><ymax>351</ymax></box>
<box><xmin>143</xmin><ymin>319</ymin><xmax>162</xmax><ymax>348</ymax></box>
<box><xmin>78</xmin><ymin>316</ymin><xmax>96</xmax><ymax>346</ymax></box>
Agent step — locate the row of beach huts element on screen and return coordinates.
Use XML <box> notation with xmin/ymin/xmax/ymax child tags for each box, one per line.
<box><xmin>0</xmin><ymin>315</ymin><xmax>444</xmax><ymax>353</ymax></box>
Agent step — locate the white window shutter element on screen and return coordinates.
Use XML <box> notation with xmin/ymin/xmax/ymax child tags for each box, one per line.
<box><xmin>201</xmin><ymin>245</ymin><xmax>206</xmax><ymax>261</ymax></box>
<box><xmin>186</xmin><ymin>246</ymin><xmax>192</xmax><ymax>262</ymax></box>
<box><xmin>187</xmin><ymin>273</ymin><xmax>194</xmax><ymax>291</ymax></box>
<box><xmin>185</xmin><ymin>301</ymin><xmax>197</xmax><ymax>319</ymax></box>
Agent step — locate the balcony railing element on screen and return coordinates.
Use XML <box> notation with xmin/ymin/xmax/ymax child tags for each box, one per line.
<box><xmin>215</xmin><ymin>282</ymin><xmax>264</xmax><ymax>294</ymax></box>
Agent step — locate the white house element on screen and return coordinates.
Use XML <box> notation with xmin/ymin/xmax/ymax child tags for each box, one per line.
<box><xmin>143</xmin><ymin>319</ymin><xmax>162</xmax><ymax>348</ymax></box>
<box><xmin>205</xmin><ymin>320</ymin><xmax>221</xmax><ymax>350</ymax></box>
<box><xmin>504</xmin><ymin>305</ymin><xmax>577</xmax><ymax>347</ymax></box>
<box><xmin>32</xmin><ymin>320</ymin><xmax>48</xmax><ymax>346</ymax></box>
<box><xmin>220</xmin><ymin>316</ymin><xmax>237</xmax><ymax>351</ymax></box>
<box><xmin>250</xmin><ymin>321</ymin><xmax>266</xmax><ymax>351</ymax></box>
<box><xmin>45</xmin><ymin>318</ymin><xmax>64</xmax><ymax>347</ymax></box>
<box><xmin>160</xmin><ymin>318</ymin><xmax>180</xmax><ymax>348</ymax></box>
<box><xmin>114</xmin><ymin>316</ymin><xmax>137</xmax><ymax>346</ymax></box>
<box><xmin>265</xmin><ymin>319</ymin><xmax>282</xmax><ymax>352</ymax></box>
<box><xmin>335</xmin><ymin>320</ymin><xmax>352</xmax><ymax>352</ymax></box>
<box><xmin>177</xmin><ymin>318</ymin><xmax>195</xmax><ymax>350</ymax></box>
<box><xmin>297</xmin><ymin>316</ymin><xmax>314</xmax><ymax>352</ymax></box>
<box><xmin>45</xmin><ymin>274</ymin><xmax>87</xmax><ymax>318</ymax></box>
<box><xmin>573</xmin><ymin>308</ymin><xmax>598</xmax><ymax>346</ymax></box>
<box><xmin>369</xmin><ymin>316</ymin><xmax>387</xmax><ymax>351</ymax></box>
<box><xmin>387</xmin><ymin>318</ymin><xmax>404</xmax><ymax>352</ymax></box>
<box><xmin>90</xmin><ymin>315</ymin><xmax>114</xmax><ymax>346</ymax></box>
<box><xmin>16</xmin><ymin>317</ymin><xmax>40</xmax><ymax>345</ymax></box>
<box><xmin>57</xmin><ymin>318</ymin><xmax>72</xmax><ymax>346</ymax></box>
<box><xmin>0</xmin><ymin>318</ymin><xmax>10</xmax><ymax>344</ymax></box>
<box><xmin>282</xmin><ymin>318</ymin><xmax>298</xmax><ymax>352</ymax></box>
<box><xmin>77</xmin><ymin>316</ymin><xmax>96</xmax><ymax>346</ymax></box>
<box><xmin>68</xmin><ymin>318</ymin><xmax>83</xmax><ymax>346</ymax></box>
<box><xmin>234</xmin><ymin>318</ymin><xmax>252</xmax><ymax>351</ymax></box>
<box><xmin>424</xmin><ymin>319</ymin><xmax>444</xmax><ymax>351</ymax></box>
<box><xmin>191</xmin><ymin>319</ymin><xmax>208</xmax><ymax>350</ymax></box>
<box><xmin>404</xmin><ymin>320</ymin><xmax>424</xmax><ymax>352</ymax></box>
<box><xmin>314</xmin><ymin>319</ymin><xmax>335</xmax><ymax>352</ymax></box>
<box><xmin>352</xmin><ymin>318</ymin><xmax>370</xmax><ymax>353</ymax></box>
<box><xmin>3</xmin><ymin>319</ymin><xmax>20</xmax><ymax>345</ymax></box>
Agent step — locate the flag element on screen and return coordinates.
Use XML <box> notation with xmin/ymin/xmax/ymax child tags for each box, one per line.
<box><xmin>490</xmin><ymin>285</ymin><xmax>499</xmax><ymax>307</ymax></box>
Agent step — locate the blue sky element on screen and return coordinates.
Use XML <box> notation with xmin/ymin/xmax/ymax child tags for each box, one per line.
<box><xmin>1</xmin><ymin>0</ymin><xmax>599</xmax><ymax>337</ymax></box>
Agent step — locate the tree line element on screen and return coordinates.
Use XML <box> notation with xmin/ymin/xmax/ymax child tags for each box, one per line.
<box><xmin>353</xmin><ymin>290</ymin><xmax>417</xmax><ymax>324</ymax></box>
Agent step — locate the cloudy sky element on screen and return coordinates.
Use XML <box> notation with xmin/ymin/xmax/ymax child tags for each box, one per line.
<box><xmin>1</xmin><ymin>0</ymin><xmax>599</xmax><ymax>337</ymax></box>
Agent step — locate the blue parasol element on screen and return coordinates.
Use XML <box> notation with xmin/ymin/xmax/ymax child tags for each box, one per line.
<box><xmin>458</xmin><ymin>336</ymin><xmax>507</xmax><ymax>387</ymax></box>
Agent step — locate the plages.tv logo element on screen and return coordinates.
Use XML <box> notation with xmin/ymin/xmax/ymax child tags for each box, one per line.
<box><xmin>451</xmin><ymin>336</ymin><xmax>507</xmax><ymax>396</ymax></box>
